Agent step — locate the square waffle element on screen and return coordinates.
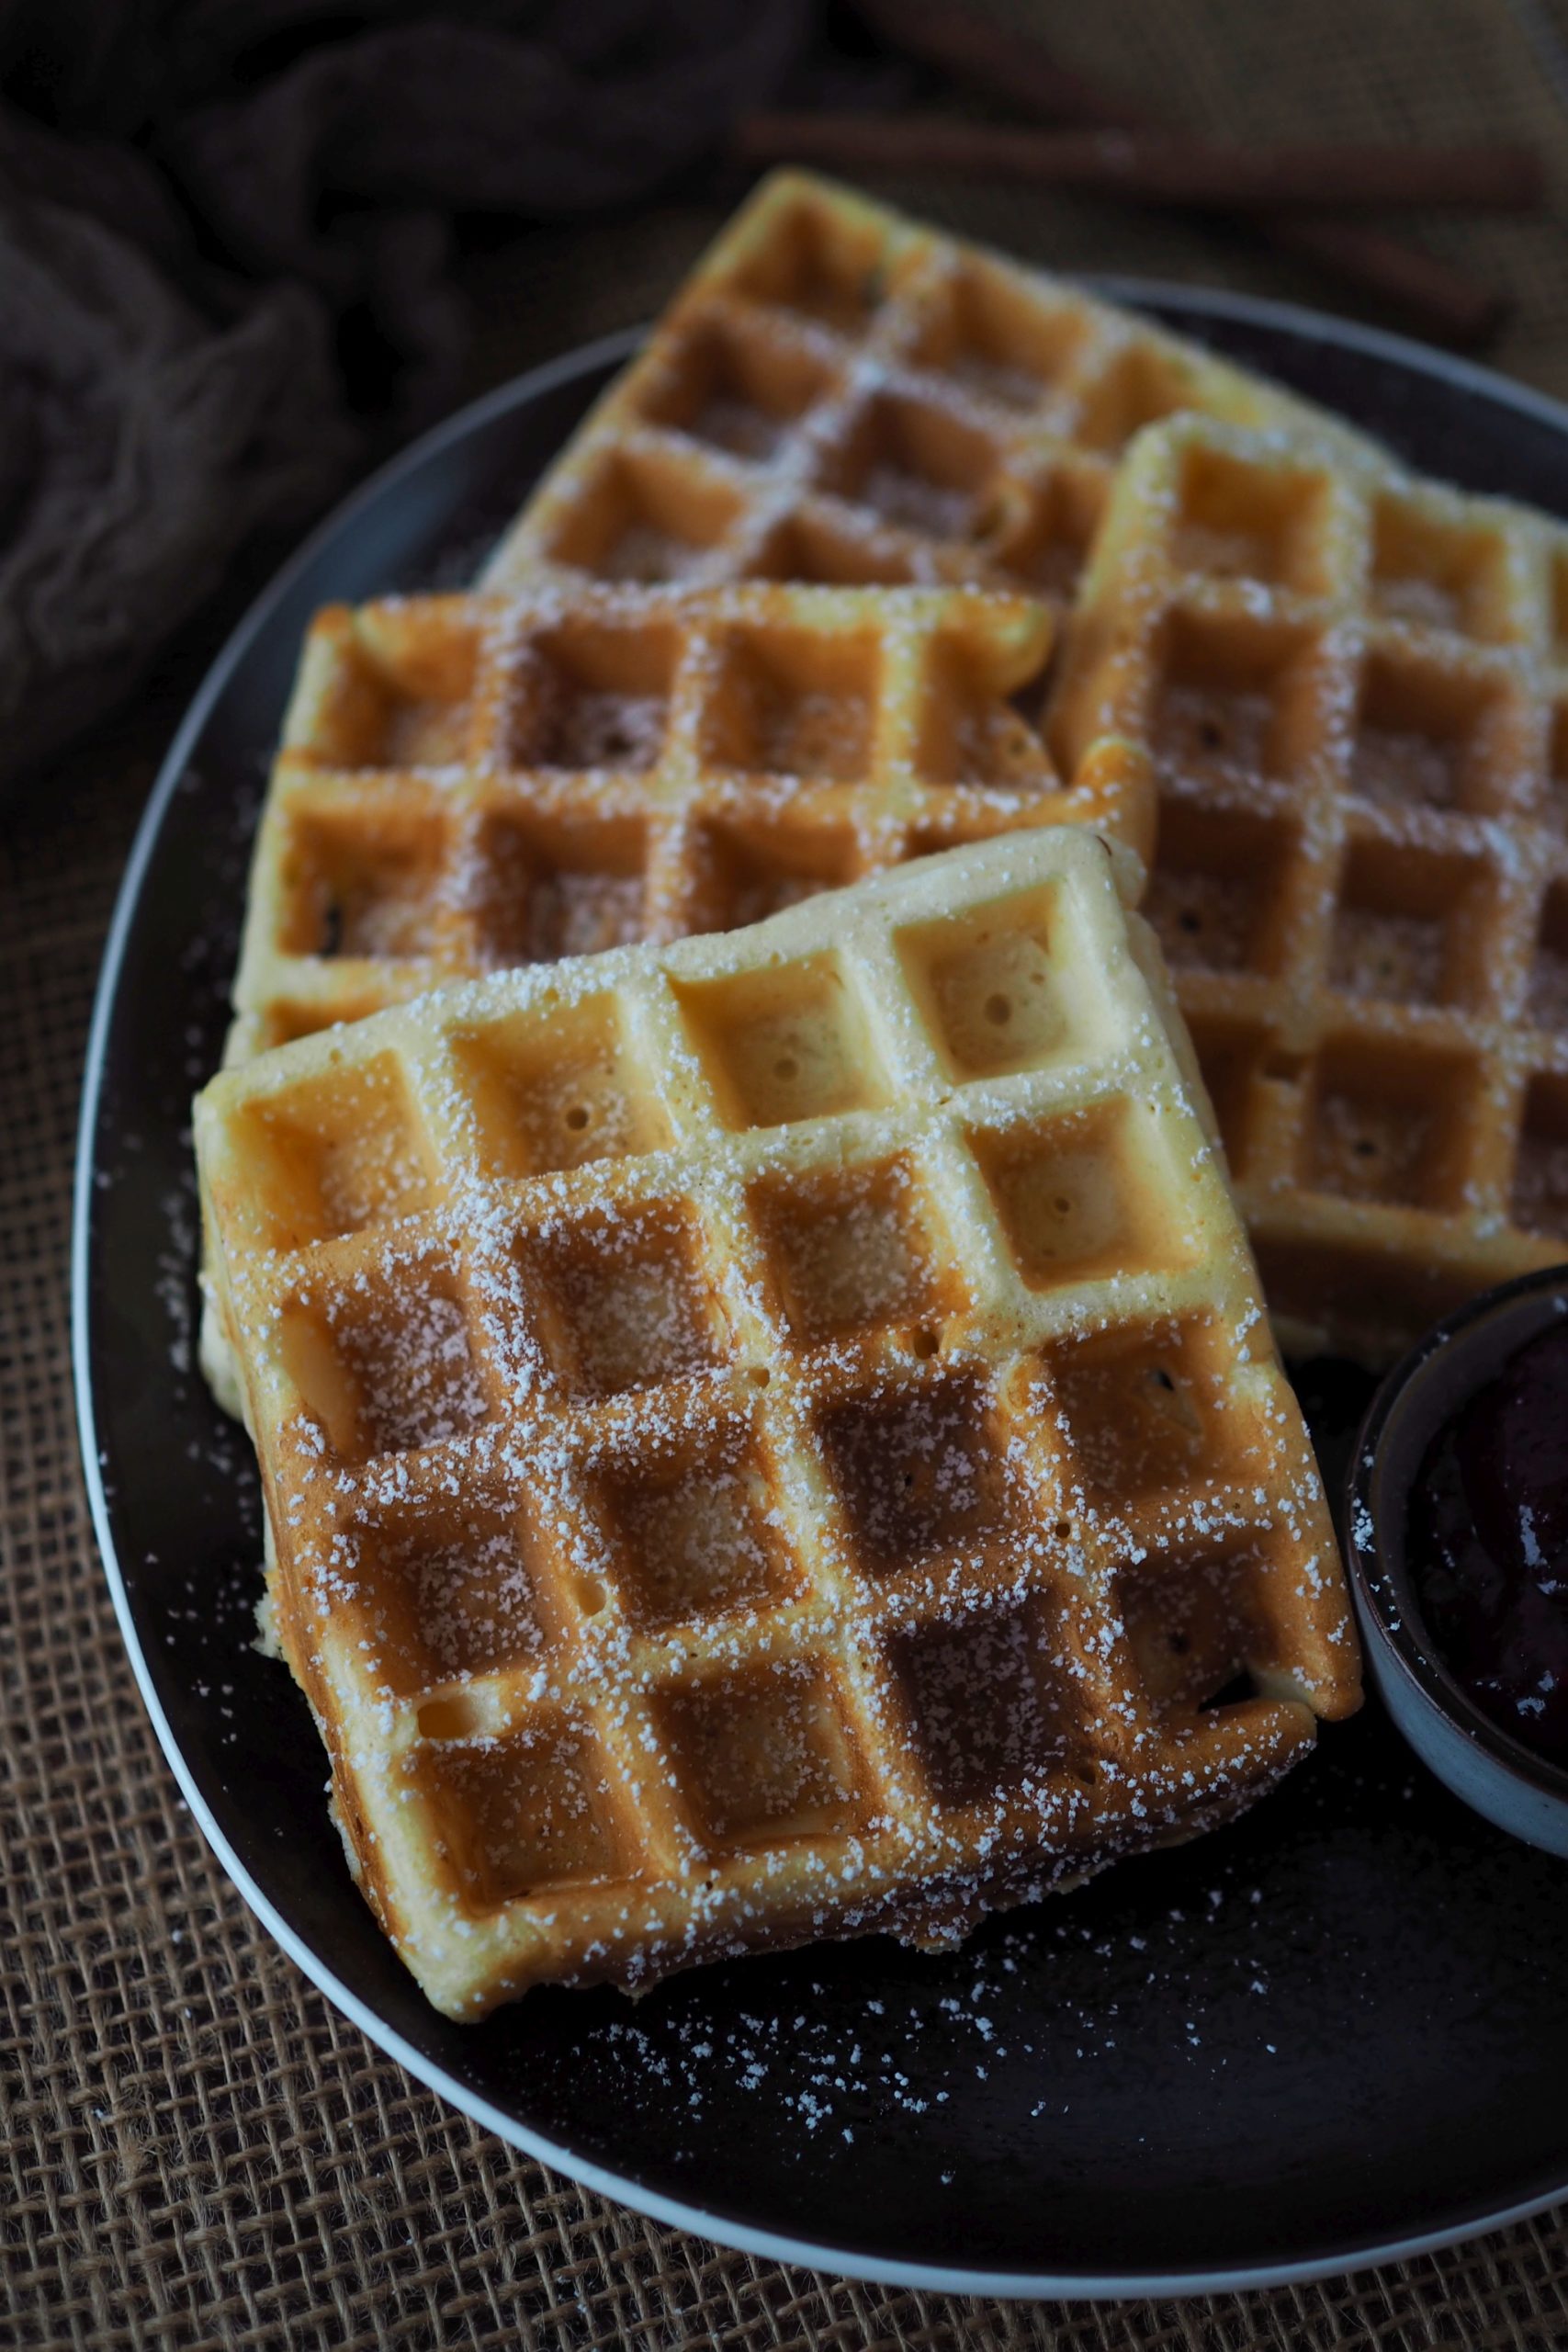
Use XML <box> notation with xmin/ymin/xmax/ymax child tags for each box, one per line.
<box><xmin>196</xmin><ymin>828</ymin><xmax>1358</xmax><ymax>2018</ymax></box>
<box><xmin>223</xmin><ymin>578</ymin><xmax>1152</xmax><ymax>1067</ymax></box>
<box><xmin>481</xmin><ymin>169</ymin><xmax>1376</xmax><ymax>615</ymax></box>
<box><xmin>1050</xmin><ymin>410</ymin><xmax>1568</xmax><ymax>1362</ymax></box>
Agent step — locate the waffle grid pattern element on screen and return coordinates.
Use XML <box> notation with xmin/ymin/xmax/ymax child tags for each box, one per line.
<box><xmin>199</xmin><ymin>832</ymin><xmax>1354</xmax><ymax>2018</ymax></box>
<box><xmin>1051</xmin><ymin>411</ymin><xmax>1568</xmax><ymax>1361</ymax></box>
<box><xmin>481</xmin><ymin>170</ymin><xmax>1374</xmax><ymax>616</ymax></box>
<box><xmin>228</xmin><ymin>581</ymin><xmax>1151</xmax><ymax>1064</ymax></box>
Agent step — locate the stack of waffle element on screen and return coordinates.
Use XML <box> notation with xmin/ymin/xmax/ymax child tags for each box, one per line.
<box><xmin>195</xmin><ymin>171</ymin><xmax>1414</xmax><ymax>2018</ymax></box>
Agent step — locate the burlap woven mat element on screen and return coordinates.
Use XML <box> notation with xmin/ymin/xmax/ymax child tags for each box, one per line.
<box><xmin>12</xmin><ymin>3</ymin><xmax>1568</xmax><ymax>2344</ymax></box>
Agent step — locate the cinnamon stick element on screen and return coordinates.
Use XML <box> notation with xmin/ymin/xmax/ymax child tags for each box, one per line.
<box><xmin>735</xmin><ymin>116</ymin><xmax>1541</xmax><ymax>215</ymax></box>
<box><xmin>1258</xmin><ymin>212</ymin><xmax>1507</xmax><ymax>344</ymax></box>
<box><xmin>851</xmin><ymin>0</ymin><xmax>1508</xmax><ymax>347</ymax></box>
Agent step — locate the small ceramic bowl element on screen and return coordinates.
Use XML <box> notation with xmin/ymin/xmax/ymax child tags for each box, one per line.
<box><xmin>1346</xmin><ymin>1263</ymin><xmax>1568</xmax><ymax>1859</ymax></box>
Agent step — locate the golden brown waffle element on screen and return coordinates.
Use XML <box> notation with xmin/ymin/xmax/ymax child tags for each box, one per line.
<box><xmin>482</xmin><ymin>170</ymin><xmax>1375</xmax><ymax>614</ymax></box>
<box><xmin>223</xmin><ymin>577</ymin><xmax>1150</xmax><ymax>1066</ymax></box>
<box><xmin>196</xmin><ymin>829</ymin><xmax>1358</xmax><ymax>2019</ymax></box>
<box><xmin>1050</xmin><ymin>410</ymin><xmax>1568</xmax><ymax>1363</ymax></box>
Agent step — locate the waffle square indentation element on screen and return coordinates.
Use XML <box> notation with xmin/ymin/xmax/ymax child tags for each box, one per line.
<box><xmin>1045</xmin><ymin>1317</ymin><xmax>1234</xmax><ymax>1506</ymax></box>
<box><xmin>636</xmin><ymin>313</ymin><xmax>833</xmax><ymax>463</ymax></box>
<box><xmin>280</xmin><ymin>807</ymin><xmax>447</xmax><ymax>959</ymax></box>
<box><xmin>1302</xmin><ymin>1040</ymin><xmax>1479</xmax><ymax>1211</ymax></box>
<box><xmin>728</xmin><ymin>191</ymin><xmax>892</xmax><ymax>333</ymax></box>
<box><xmin>450</xmin><ymin>995</ymin><xmax>670</xmax><ymax>1180</ymax></box>
<box><xmin>1154</xmin><ymin>608</ymin><xmax>1315</xmax><ymax>797</ymax></box>
<box><xmin>279</xmin><ymin>1261</ymin><xmax>489</xmax><ymax>1462</ymax></box>
<box><xmin>911</xmin><ymin>628</ymin><xmax>1053</xmax><ymax>788</ymax></box>
<box><xmin>469</xmin><ymin>810</ymin><xmax>649</xmax><ymax>966</ymax></box>
<box><xmin>657</xmin><ymin>1663</ymin><xmax>863</xmax><ymax>1849</ymax></box>
<box><xmin>1348</xmin><ymin>651</ymin><xmax>1513</xmax><ymax>817</ymax></box>
<box><xmin>247</xmin><ymin>992</ymin><xmax>389</xmax><ymax>1057</ymax></box>
<box><xmin>1327</xmin><ymin>839</ymin><xmax>1492</xmax><ymax>1012</ymax></box>
<box><xmin>1145</xmin><ymin>801</ymin><xmax>1301</xmax><ymax>977</ymax></box>
<box><xmin>516</xmin><ymin>1200</ymin><xmax>729</xmax><ymax>1396</ymax></box>
<box><xmin>419</xmin><ymin>1718</ymin><xmax>629</xmax><ymax>1908</ymax></box>
<box><xmin>752</xmin><ymin>510</ymin><xmax>918</xmax><ymax>587</ymax></box>
<box><xmin>343</xmin><ymin>1491</ymin><xmax>551</xmax><ymax>1695</ymax></box>
<box><xmin>589</xmin><ymin>1421</ymin><xmax>797</xmax><ymax>1630</ymax></box>
<box><xmin>885</xmin><ymin>1600</ymin><xmax>1081</xmax><ymax>1806</ymax></box>
<box><xmin>969</xmin><ymin>1102</ymin><xmax>1184</xmax><ymax>1290</ymax></box>
<box><xmin>542</xmin><ymin>447</ymin><xmax>744</xmax><ymax>583</ymax></box>
<box><xmin>303</xmin><ymin>607</ymin><xmax>481</xmax><ymax>769</ymax></box>
<box><xmin>1185</xmin><ymin>1016</ymin><xmax>1281</xmax><ymax>1180</ymax></box>
<box><xmin>229</xmin><ymin>1056</ymin><xmax>431</xmax><ymax>1250</ymax></box>
<box><xmin>684</xmin><ymin>815</ymin><xmax>862</xmax><ymax>933</ymax></box>
<box><xmin>897</xmin><ymin>883</ymin><xmax>1096</xmax><ymax>1081</ymax></box>
<box><xmin>818</xmin><ymin>1373</ymin><xmax>1017</xmax><ymax>1574</ymax></box>
<box><xmin>906</xmin><ymin>259</ymin><xmax>1088</xmax><ymax>414</ymax></box>
<box><xmin>673</xmin><ymin>952</ymin><xmax>889</xmax><ymax>1130</ymax></box>
<box><xmin>819</xmin><ymin>390</ymin><xmax>1002</xmax><ymax>543</ymax></box>
<box><xmin>1370</xmin><ymin>494</ymin><xmax>1516</xmax><ymax>643</ymax></box>
<box><xmin>699</xmin><ymin>624</ymin><xmax>876</xmax><ymax>779</ymax></box>
<box><xmin>1117</xmin><ymin>1544</ymin><xmax>1261</xmax><ymax>1717</ymax></box>
<box><xmin>505</xmin><ymin>619</ymin><xmax>676</xmax><ymax>771</ymax></box>
<box><xmin>749</xmin><ymin>1155</ymin><xmax>965</xmax><ymax>1344</ymax></box>
<box><xmin>1173</xmin><ymin>441</ymin><xmax>1329</xmax><ymax>594</ymax></box>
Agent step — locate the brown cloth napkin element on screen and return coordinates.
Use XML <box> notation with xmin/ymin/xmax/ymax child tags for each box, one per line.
<box><xmin>0</xmin><ymin>0</ymin><xmax>811</xmax><ymax>796</ymax></box>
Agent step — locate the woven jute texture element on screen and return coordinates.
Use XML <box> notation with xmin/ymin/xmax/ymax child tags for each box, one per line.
<box><xmin>12</xmin><ymin>2</ymin><xmax>1568</xmax><ymax>2344</ymax></box>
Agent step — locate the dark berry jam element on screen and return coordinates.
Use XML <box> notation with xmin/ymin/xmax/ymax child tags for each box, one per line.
<box><xmin>1406</xmin><ymin>1317</ymin><xmax>1568</xmax><ymax>1765</ymax></box>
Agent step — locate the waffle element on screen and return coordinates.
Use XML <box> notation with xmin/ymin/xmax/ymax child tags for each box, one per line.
<box><xmin>196</xmin><ymin>828</ymin><xmax>1359</xmax><ymax>2018</ymax></box>
<box><xmin>223</xmin><ymin>577</ymin><xmax>1151</xmax><ymax>1067</ymax></box>
<box><xmin>482</xmin><ymin>169</ymin><xmax>1376</xmax><ymax>615</ymax></box>
<box><xmin>1050</xmin><ymin>410</ymin><xmax>1568</xmax><ymax>1363</ymax></box>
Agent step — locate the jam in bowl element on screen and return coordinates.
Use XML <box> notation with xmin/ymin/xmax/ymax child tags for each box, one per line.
<box><xmin>1346</xmin><ymin>1264</ymin><xmax>1568</xmax><ymax>1857</ymax></box>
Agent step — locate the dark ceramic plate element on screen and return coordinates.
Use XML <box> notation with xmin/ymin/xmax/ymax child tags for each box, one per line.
<box><xmin>74</xmin><ymin>294</ymin><xmax>1568</xmax><ymax>2295</ymax></box>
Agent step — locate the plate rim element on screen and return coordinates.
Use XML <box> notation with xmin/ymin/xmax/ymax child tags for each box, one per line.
<box><xmin>71</xmin><ymin>288</ymin><xmax>1568</xmax><ymax>2299</ymax></box>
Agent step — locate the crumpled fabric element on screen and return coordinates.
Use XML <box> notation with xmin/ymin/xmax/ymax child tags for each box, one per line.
<box><xmin>0</xmin><ymin>0</ymin><xmax>812</xmax><ymax>795</ymax></box>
